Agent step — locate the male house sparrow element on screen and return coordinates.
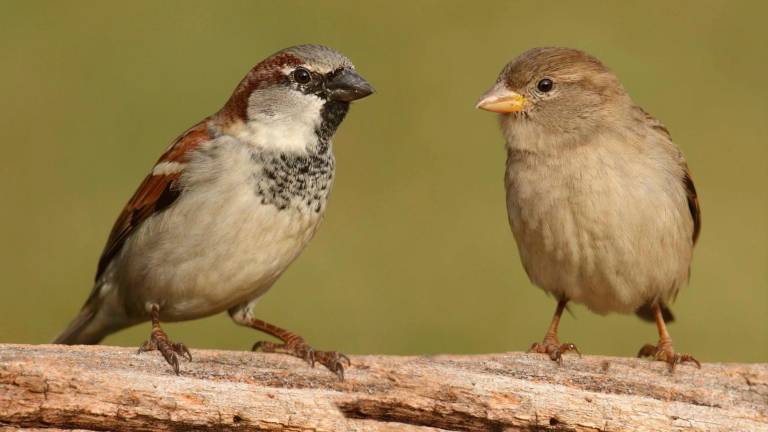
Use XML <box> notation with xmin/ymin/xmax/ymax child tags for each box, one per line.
<box><xmin>54</xmin><ymin>45</ymin><xmax>374</xmax><ymax>379</ymax></box>
<box><xmin>476</xmin><ymin>47</ymin><xmax>700</xmax><ymax>368</ymax></box>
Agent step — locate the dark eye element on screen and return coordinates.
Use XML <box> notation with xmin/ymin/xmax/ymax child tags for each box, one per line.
<box><xmin>293</xmin><ymin>67</ymin><xmax>312</xmax><ymax>84</ymax></box>
<box><xmin>537</xmin><ymin>78</ymin><xmax>554</xmax><ymax>93</ymax></box>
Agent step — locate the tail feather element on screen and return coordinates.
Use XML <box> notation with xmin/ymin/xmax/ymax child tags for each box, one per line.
<box><xmin>53</xmin><ymin>305</ymin><xmax>107</xmax><ymax>345</ymax></box>
<box><xmin>635</xmin><ymin>303</ymin><xmax>675</xmax><ymax>323</ymax></box>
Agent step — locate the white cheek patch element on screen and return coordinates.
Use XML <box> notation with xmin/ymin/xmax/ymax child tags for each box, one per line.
<box><xmin>244</xmin><ymin>89</ymin><xmax>325</xmax><ymax>153</ymax></box>
<box><xmin>152</xmin><ymin>161</ymin><xmax>185</xmax><ymax>176</ymax></box>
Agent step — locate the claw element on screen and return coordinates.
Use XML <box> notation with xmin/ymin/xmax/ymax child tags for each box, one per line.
<box><xmin>168</xmin><ymin>352</ymin><xmax>180</xmax><ymax>375</ymax></box>
<box><xmin>316</xmin><ymin>351</ymin><xmax>348</xmax><ymax>381</ymax></box>
<box><xmin>640</xmin><ymin>305</ymin><xmax>700</xmax><ymax>372</ymax></box>
<box><xmin>251</xmin><ymin>338</ymin><xmax>350</xmax><ymax>380</ymax></box>
<box><xmin>562</xmin><ymin>343</ymin><xmax>582</xmax><ymax>358</ymax></box>
<box><xmin>174</xmin><ymin>342</ymin><xmax>193</xmax><ymax>362</ymax></box>
<box><xmin>638</xmin><ymin>341</ymin><xmax>700</xmax><ymax>371</ymax></box>
<box><xmin>302</xmin><ymin>345</ymin><xmax>316</xmax><ymax>367</ymax></box>
<box><xmin>677</xmin><ymin>354</ymin><xmax>701</xmax><ymax>369</ymax></box>
<box><xmin>137</xmin><ymin>305</ymin><xmax>192</xmax><ymax>375</ymax></box>
<box><xmin>529</xmin><ymin>340</ymin><xmax>580</xmax><ymax>365</ymax></box>
<box><xmin>339</xmin><ymin>353</ymin><xmax>352</xmax><ymax>367</ymax></box>
<box><xmin>138</xmin><ymin>339</ymin><xmax>155</xmax><ymax>354</ymax></box>
<box><xmin>333</xmin><ymin>364</ymin><xmax>345</xmax><ymax>381</ymax></box>
<box><xmin>137</xmin><ymin>330</ymin><xmax>191</xmax><ymax>375</ymax></box>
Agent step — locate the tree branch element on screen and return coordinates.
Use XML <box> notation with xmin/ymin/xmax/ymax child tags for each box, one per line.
<box><xmin>0</xmin><ymin>344</ymin><xmax>766</xmax><ymax>431</ymax></box>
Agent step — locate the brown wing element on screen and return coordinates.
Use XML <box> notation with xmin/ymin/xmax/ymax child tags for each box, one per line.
<box><xmin>636</xmin><ymin>106</ymin><xmax>701</xmax><ymax>245</ymax></box>
<box><xmin>681</xmin><ymin>163</ymin><xmax>701</xmax><ymax>244</ymax></box>
<box><xmin>95</xmin><ymin>120</ymin><xmax>213</xmax><ymax>281</ymax></box>
<box><xmin>634</xmin><ymin>107</ymin><xmax>701</xmax><ymax>322</ymax></box>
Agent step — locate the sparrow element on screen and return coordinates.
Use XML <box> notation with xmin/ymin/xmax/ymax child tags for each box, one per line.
<box><xmin>54</xmin><ymin>44</ymin><xmax>374</xmax><ymax>379</ymax></box>
<box><xmin>476</xmin><ymin>47</ymin><xmax>701</xmax><ymax>369</ymax></box>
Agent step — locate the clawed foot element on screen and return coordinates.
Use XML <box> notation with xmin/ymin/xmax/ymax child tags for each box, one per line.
<box><xmin>138</xmin><ymin>329</ymin><xmax>192</xmax><ymax>375</ymax></box>
<box><xmin>252</xmin><ymin>338</ymin><xmax>351</xmax><ymax>380</ymax></box>
<box><xmin>638</xmin><ymin>342</ymin><xmax>700</xmax><ymax>371</ymax></box>
<box><xmin>528</xmin><ymin>338</ymin><xmax>581</xmax><ymax>365</ymax></box>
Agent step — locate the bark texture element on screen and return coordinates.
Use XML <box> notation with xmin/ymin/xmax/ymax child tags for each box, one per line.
<box><xmin>0</xmin><ymin>344</ymin><xmax>766</xmax><ymax>431</ymax></box>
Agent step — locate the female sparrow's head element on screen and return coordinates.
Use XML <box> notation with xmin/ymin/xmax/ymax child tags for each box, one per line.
<box><xmin>477</xmin><ymin>47</ymin><xmax>631</xmax><ymax>141</ymax></box>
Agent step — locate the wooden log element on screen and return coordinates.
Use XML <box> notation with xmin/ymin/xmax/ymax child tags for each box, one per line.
<box><xmin>0</xmin><ymin>344</ymin><xmax>766</xmax><ymax>431</ymax></box>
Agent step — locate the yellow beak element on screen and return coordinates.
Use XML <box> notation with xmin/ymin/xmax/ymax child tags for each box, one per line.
<box><xmin>475</xmin><ymin>84</ymin><xmax>527</xmax><ymax>113</ymax></box>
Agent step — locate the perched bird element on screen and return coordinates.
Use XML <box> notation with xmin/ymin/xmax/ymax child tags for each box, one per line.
<box><xmin>476</xmin><ymin>47</ymin><xmax>700</xmax><ymax>369</ymax></box>
<box><xmin>54</xmin><ymin>44</ymin><xmax>374</xmax><ymax>379</ymax></box>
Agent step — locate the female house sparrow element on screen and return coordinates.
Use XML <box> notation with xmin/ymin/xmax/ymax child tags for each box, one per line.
<box><xmin>476</xmin><ymin>47</ymin><xmax>700</xmax><ymax>369</ymax></box>
<box><xmin>54</xmin><ymin>45</ymin><xmax>374</xmax><ymax>379</ymax></box>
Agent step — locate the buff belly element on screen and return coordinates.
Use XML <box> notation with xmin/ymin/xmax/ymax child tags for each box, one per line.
<box><xmin>505</xmin><ymin>145</ymin><xmax>693</xmax><ymax>315</ymax></box>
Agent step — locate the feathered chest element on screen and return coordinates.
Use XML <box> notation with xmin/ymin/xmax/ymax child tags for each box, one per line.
<box><xmin>182</xmin><ymin>136</ymin><xmax>335</xmax><ymax>215</ymax></box>
<box><xmin>504</xmin><ymin>140</ymin><xmax>692</xmax><ymax>280</ymax></box>
<box><xmin>505</xmin><ymin>144</ymin><xmax>684</xmax><ymax>234</ymax></box>
<box><xmin>252</xmin><ymin>151</ymin><xmax>335</xmax><ymax>213</ymax></box>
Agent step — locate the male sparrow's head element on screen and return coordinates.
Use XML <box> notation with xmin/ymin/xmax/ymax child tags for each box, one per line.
<box><xmin>218</xmin><ymin>44</ymin><xmax>374</xmax><ymax>143</ymax></box>
<box><xmin>476</xmin><ymin>47</ymin><xmax>631</xmax><ymax>143</ymax></box>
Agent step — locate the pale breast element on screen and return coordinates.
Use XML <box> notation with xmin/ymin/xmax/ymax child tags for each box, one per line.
<box><xmin>505</xmin><ymin>137</ymin><xmax>693</xmax><ymax>315</ymax></box>
<box><xmin>112</xmin><ymin>137</ymin><xmax>333</xmax><ymax>320</ymax></box>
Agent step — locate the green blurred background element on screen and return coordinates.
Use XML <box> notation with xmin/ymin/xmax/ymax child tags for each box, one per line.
<box><xmin>1</xmin><ymin>1</ymin><xmax>765</xmax><ymax>362</ymax></box>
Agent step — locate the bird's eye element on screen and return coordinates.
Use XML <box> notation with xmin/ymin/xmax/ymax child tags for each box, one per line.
<box><xmin>537</xmin><ymin>78</ymin><xmax>554</xmax><ymax>93</ymax></box>
<box><xmin>293</xmin><ymin>68</ymin><xmax>312</xmax><ymax>84</ymax></box>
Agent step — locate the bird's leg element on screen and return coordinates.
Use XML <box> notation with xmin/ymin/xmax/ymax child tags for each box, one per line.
<box><xmin>244</xmin><ymin>318</ymin><xmax>350</xmax><ymax>380</ymax></box>
<box><xmin>637</xmin><ymin>304</ymin><xmax>700</xmax><ymax>370</ymax></box>
<box><xmin>528</xmin><ymin>299</ymin><xmax>580</xmax><ymax>364</ymax></box>
<box><xmin>137</xmin><ymin>304</ymin><xmax>192</xmax><ymax>375</ymax></box>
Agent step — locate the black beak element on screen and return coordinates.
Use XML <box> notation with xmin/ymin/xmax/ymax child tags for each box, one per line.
<box><xmin>326</xmin><ymin>68</ymin><xmax>375</xmax><ymax>102</ymax></box>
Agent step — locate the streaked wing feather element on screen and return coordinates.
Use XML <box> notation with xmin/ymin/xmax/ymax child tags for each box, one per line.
<box><xmin>682</xmin><ymin>164</ymin><xmax>701</xmax><ymax>244</ymax></box>
<box><xmin>634</xmin><ymin>107</ymin><xmax>701</xmax><ymax>321</ymax></box>
<box><xmin>636</xmin><ymin>106</ymin><xmax>701</xmax><ymax>245</ymax></box>
<box><xmin>94</xmin><ymin>120</ymin><xmax>212</xmax><ymax>281</ymax></box>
